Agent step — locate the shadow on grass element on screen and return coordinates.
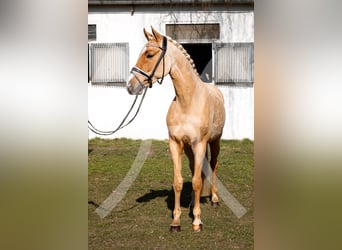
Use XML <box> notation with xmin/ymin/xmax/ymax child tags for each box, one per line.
<box><xmin>88</xmin><ymin>200</ymin><xmax>100</xmax><ymax>208</ymax></box>
<box><xmin>136</xmin><ymin>182</ymin><xmax>210</xmax><ymax>219</ymax></box>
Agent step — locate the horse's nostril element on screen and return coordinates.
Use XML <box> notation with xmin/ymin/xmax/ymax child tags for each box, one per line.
<box><xmin>126</xmin><ymin>81</ymin><xmax>136</xmax><ymax>95</ymax></box>
<box><xmin>126</xmin><ymin>82</ymin><xmax>132</xmax><ymax>94</ymax></box>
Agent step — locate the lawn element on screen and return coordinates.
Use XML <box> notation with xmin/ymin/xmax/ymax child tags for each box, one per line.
<box><xmin>88</xmin><ymin>138</ymin><xmax>254</xmax><ymax>249</ymax></box>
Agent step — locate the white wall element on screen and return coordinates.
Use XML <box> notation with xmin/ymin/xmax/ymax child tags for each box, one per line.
<box><xmin>88</xmin><ymin>10</ymin><xmax>254</xmax><ymax>140</ymax></box>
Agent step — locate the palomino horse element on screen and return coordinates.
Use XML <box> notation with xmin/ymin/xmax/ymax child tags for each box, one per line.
<box><xmin>127</xmin><ymin>27</ymin><xmax>225</xmax><ymax>232</ymax></box>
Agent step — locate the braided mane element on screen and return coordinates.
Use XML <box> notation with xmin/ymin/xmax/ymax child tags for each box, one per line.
<box><xmin>167</xmin><ymin>37</ymin><xmax>200</xmax><ymax>76</ymax></box>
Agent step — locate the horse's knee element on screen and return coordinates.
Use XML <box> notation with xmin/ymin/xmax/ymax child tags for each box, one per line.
<box><xmin>173</xmin><ymin>177</ymin><xmax>183</xmax><ymax>192</ymax></box>
<box><xmin>192</xmin><ymin>177</ymin><xmax>202</xmax><ymax>192</ymax></box>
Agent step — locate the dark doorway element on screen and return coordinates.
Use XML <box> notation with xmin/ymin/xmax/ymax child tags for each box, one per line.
<box><xmin>181</xmin><ymin>43</ymin><xmax>212</xmax><ymax>82</ymax></box>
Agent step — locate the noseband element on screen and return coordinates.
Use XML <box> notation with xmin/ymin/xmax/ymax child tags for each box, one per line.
<box><xmin>130</xmin><ymin>36</ymin><xmax>167</xmax><ymax>88</ymax></box>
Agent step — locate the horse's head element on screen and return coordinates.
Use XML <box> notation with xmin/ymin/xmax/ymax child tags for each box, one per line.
<box><xmin>127</xmin><ymin>27</ymin><xmax>170</xmax><ymax>95</ymax></box>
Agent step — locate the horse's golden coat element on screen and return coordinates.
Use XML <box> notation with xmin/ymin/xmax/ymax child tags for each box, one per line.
<box><xmin>127</xmin><ymin>27</ymin><xmax>225</xmax><ymax>231</ymax></box>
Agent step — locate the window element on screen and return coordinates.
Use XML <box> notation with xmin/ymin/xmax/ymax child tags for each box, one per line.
<box><xmin>88</xmin><ymin>24</ymin><xmax>96</xmax><ymax>41</ymax></box>
<box><xmin>89</xmin><ymin>43</ymin><xmax>129</xmax><ymax>85</ymax></box>
<box><xmin>214</xmin><ymin>43</ymin><xmax>254</xmax><ymax>85</ymax></box>
<box><xmin>88</xmin><ymin>25</ymin><xmax>96</xmax><ymax>83</ymax></box>
<box><xmin>166</xmin><ymin>23</ymin><xmax>219</xmax><ymax>83</ymax></box>
<box><xmin>181</xmin><ymin>43</ymin><xmax>212</xmax><ymax>82</ymax></box>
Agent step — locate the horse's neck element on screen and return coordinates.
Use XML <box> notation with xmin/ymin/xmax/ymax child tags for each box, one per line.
<box><xmin>169</xmin><ymin>49</ymin><xmax>200</xmax><ymax>108</ymax></box>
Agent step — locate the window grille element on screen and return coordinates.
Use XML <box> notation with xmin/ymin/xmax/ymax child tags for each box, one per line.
<box><xmin>215</xmin><ymin>43</ymin><xmax>254</xmax><ymax>84</ymax></box>
<box><xmin>90</xmin><ymin>43</ymin><xmax>129</xmax><ymax>84</ymax></box>
<box><xmin>88</xmin><ymin>24</ymin><xmax>96</xmax><ymax>41</ymax></box>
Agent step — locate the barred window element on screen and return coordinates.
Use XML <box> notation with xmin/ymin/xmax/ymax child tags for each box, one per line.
<box><xmin>90</xmin><ymin>43</ymin><xmax>129</xmax><ymax>85</ymax></box>
<box><xmin>214</xmin><ymin>43</ymin><xmax>254</xmax><ymax>84</ymax></box>
<box><xmin>88</xmin><ymin>24</ymin><xmax>96</xmax><ymax>41</ymax></box>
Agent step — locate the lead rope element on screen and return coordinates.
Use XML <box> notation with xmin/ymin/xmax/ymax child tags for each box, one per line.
<box><xmin>88</xmin><ymin>87</ymin><xmax>148</xmax><ymax>136</ymax></box>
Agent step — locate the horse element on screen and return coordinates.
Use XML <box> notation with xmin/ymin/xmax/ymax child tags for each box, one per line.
<box><xmin>127</xmin><ymin>27</ymin><xmax>225</xmax><ymax>232</ymax></box>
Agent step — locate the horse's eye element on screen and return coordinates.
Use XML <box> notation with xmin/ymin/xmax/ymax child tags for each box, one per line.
<box><xmin>147</xmin><ymin>54</ymin><xmax>154</xmax><ymax>58</ymax></box>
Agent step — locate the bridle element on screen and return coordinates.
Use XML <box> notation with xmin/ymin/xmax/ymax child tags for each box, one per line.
<box><xmin>130</xmin><ymin>36</ymin><xmax>167</xmax><ymax>88</ymax></box>
<box><xmin>88</xmin><ymin>36</ymin><xmax>168</xmax><ymax>136</ymax></box>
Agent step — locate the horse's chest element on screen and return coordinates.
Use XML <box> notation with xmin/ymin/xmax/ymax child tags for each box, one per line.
<box><xmin>166</xmin><ymin>112</ymin><xmax>209</xmax><ymax>141</ymax></box>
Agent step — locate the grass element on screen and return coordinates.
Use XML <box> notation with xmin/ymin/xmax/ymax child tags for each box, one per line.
<box><xmin>88</xmin><ymin>138</ymin><xmax>254</xmax><ymax>249</ymax></box>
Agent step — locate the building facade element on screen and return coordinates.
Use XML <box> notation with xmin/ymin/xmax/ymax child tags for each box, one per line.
<box><xmin>88</xmin><ymin>0</ymin><xmax>254</xmax><ymax>140</ymax></box>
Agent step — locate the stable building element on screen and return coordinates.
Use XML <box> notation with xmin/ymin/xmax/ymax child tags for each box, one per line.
<box><xmin>88</xmin><ymin>0</ymin><xmax>254</xmax><ymax>140</ymax></box>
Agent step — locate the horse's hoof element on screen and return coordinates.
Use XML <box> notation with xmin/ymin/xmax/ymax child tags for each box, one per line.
<box><xmin>192</xmin><ymin>224</ymin><xmax>203</xmax><ymax>232</ymax></box>
<box><xmin>170</xmin><ymin>225</ymin><xmax>181</xmax><ymax>232</ymax></box>
<box><xmin>211</xmin><ymin>201</ymin><xmax>219</xmax><ymax>207</ymax></box>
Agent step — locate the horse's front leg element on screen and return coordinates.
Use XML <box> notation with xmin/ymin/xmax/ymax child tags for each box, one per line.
<box><xmin>191</xmin><ymin>141</ymin><xmax>207</xmax><ymax>232</ymax></box>
<box><xmin>169</xmin><ymin>138</ymin><xmax>183</xmax><ymax>232</ymax></box>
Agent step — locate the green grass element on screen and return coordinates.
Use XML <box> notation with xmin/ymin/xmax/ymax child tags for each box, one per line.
<box><xmin>89</xmin><ymin>138</ymin><xmax>254</xmax><ymax>249</ymax></box>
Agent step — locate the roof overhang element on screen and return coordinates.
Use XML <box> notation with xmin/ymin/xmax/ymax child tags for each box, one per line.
<box><xmin>89</xmin><ymin>0</ymin><xmax>254</xmax><ymax>6</ymax></box>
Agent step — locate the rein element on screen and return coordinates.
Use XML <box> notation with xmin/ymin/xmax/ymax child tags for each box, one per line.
<box><xmin>130</xmin><ymin>36</ymin><xmax>167</xmax><ymax>88</ymax></box>
<box><xmin>88</xmin><ymin>87</ymin><xmax>148</xmax><ymax>136</ymax></box>
<box><xmin>88</xmin><ymin>36</ymin><xmax>168</xmax><ymax>136</ymax></box>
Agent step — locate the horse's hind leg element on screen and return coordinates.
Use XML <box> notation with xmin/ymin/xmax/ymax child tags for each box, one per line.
<box><xmin>191</xmin><ymin>141</ymin><xmax>207</xmax><ymax>232</ymax></box>
<box><xmin>184</xmin><ymin>144</ymin><xmax>194</xmax><ymax>209</ymax></box>
<box><xmin>209</xmin><ymin>138</ymin><xmax>221</xmax><ymax>206</ymax></box>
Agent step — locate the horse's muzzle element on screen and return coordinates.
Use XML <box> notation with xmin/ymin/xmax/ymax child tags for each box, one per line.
<box><xmin>126</xmin><ymin>80</ymin><xmax>144</xmax><ymax>95</ymax></box>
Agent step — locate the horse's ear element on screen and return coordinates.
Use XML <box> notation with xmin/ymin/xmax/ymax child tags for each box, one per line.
<box><xmin>151</xmin><ymin>26</ymin><xmax>163</xmax><ymax>42</ymax></box>
<box><xmin>143</xmin><ymin>28</ymin><xmax>154</xmax><ymax>41</ymax></box>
